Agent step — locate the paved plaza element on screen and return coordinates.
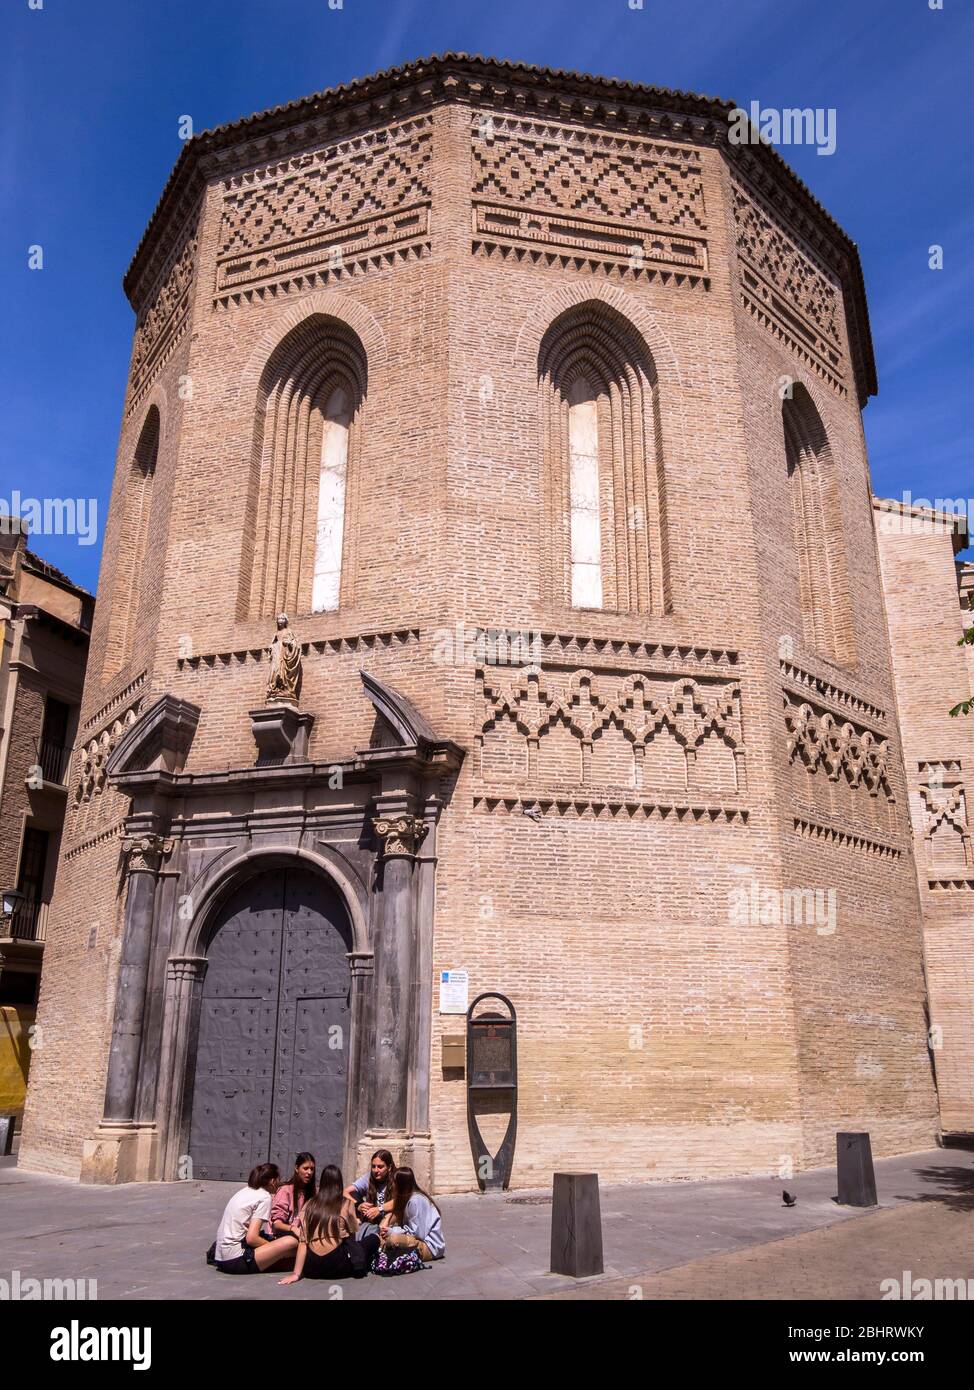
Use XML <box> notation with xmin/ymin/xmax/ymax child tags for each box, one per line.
<box><xmin>1</xmin><ymin>1145</ymin><xmax>972</xmax><ymax>1301</ymax></box>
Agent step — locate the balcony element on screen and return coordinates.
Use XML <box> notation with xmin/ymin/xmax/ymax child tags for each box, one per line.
<box><xmin>2</xmin><ymin>898</ymin><xmax>48</xmax><ymax>944</ymax></box>
<box><xmin>31</xmin><ymin>740</ymin><xmax>70</xmax><ymax>788</ymax></box>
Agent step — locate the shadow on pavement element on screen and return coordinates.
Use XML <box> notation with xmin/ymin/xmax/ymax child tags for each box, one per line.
<box><xmin>892</xmin><ymin>1163</ymin><xmax>974</xmax><ymax>1212</ymax></box>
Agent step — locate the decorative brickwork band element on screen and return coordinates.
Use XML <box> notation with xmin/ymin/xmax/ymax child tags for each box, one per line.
<box><xmin>127</xmin><ymin>203</ymin><xmax>201</xmax><ymax>415</ymax></box>
<box><xmin>216</xmin><ymin>115</ymin><xmax>432</xmax><ymax>301</ymax></box>
<box><xmin>779</xmin><ymin>659</ymin><xmax>886</xmax><ymax>726</ymax></box>
<box><xmin>785</xmin><ymin>698</ymin><xmax>893</xmax><ymax>799</ymax></box>
<box><xmin>917</xmin><ymin>761</ymin><xmax>973</xmax><ymax>874</ymax></box>
<box><xmin>793</xmin><ymin>816</ymin><xmax>901</xmax><ymax>861</ymax></box>
<box><xmin>76</xmin><ymin>701</ymin><xmax>143</xmax><ymax>804</ymax></box>
<box><xmin>732</xmin><ymin>180</ymin><xmax>844</xmax><ymax>393</ymax></box>
<box><xmin>472</xmin><ymin>115</ymin><xmax>708</xmax><ymax>287</ymax></box>
<box><xmin>479</xmin><ymin>665</ymin><xmax>745</xmax><ymax>794</ymax></box>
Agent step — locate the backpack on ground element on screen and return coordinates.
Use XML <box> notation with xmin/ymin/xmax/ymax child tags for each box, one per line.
<box><xmin>371</xmin><ymin>1247</ymin><xmax>426</xmax><ymax>1276</ymax></box>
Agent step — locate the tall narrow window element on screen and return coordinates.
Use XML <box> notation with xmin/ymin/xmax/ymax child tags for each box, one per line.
<box><xmin>40</xmin><ymin>696</ymin><xmax>71</xmax><ymax>784</ymax></box>
<box><xmin>312</xmin><ymin>387</ymin><xmax>350</xmax><ymax>613</ymax></box>
<box><xmin>16</xmin><ymin>826</ymin><xmax>50</xmax><ymax>902</ymax></box>
<box><xmin>783</xmin><ymin>385</ymin><xmax>856</xmax><ymax>666</ymax></box>
<box><xmin>568</xmin><ymin>377</ymin><xmax>602</xmax><ymax>608</ymax></box>
<box><xmin>103</xmin><ymin>405</ymin><xmax>158</xmax><ymax>677</ymax></box>
<box><xmin>14</xmin><ymin>826</ymin><xmax>50</xmax><ymax>941</ymax></box>
<box><xmin>539</xmin><ymin>302</ymin><xmax>669</xmax><ymax>615</ymax></box>
<box><xmin>240</xmin><ymin>315</ymin><xmax>365</xmax><ymax>619</ymax></box>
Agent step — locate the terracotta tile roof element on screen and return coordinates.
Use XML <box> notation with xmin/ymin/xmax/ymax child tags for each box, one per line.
<box><xmin>24</xmin><ymin>548</ymin><xmax>92</xmax><ymax>597</ymax></box>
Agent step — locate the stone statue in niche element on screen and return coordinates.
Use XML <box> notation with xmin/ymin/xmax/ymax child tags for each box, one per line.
<box><xmin>266</xmin><ymin>613</ymin><xmax>302</xmax><ymax>705</ymax></box>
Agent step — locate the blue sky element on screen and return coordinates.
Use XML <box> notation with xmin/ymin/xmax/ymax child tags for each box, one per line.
<box><xmin>1</xmin><ymin>0</ymin><xmax>971</xmax><ymax>589</ymax></box>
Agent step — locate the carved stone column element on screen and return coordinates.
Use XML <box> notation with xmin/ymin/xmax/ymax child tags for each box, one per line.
<box><xmin>369</xmin><ymin>812</ymin><xmax>426</xmax><ymax>1135</ymax></box>
<box><xmin>103</xmin><ymin>834</ymin><xmax>171</xmax><ymax>1121</ymax></box>
<box><xmin>159</xmin><ymin>955</ymin><xmax>208</xmax><ymax>1181</ymax></box>
<box><xmin>344</xmin><ymin>951</ymin><xmax>374</xmax><ymax>1175</ymax></box>
<box><xmin>81</xmin><ymin>831</ymin><xmax>170</xmax><ymax>1183</ymax></box>
<box><xmin>406</xmin><ymin>797</ymin><xmax>439</xmax><ymax>1181</ymax></box>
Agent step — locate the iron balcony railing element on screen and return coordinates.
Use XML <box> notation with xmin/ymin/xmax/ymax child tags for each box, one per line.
<box><xmin>36</xmin><ymin>740</ymin><xmax>70</xmax><ymax>786</ymax></box>
<box><xmin>5</xmin><ymin>898</ymin><xmax>48</xmax><ymax>943</ymax></box>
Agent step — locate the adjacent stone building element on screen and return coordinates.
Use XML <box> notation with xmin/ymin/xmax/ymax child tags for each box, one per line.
<box><xmin>0</xmin><ymin>522</ymin><xmax>93</xmax><ymax>1122</ymax></box>
<box><xmin>875</xmin><ymin>499</ymin><xmax>974</xmax><ymax>1138</ymax></box>
<box><xmin>19</xmin><ymin>56</ymin><xmax>956</xmax><ymax>1189</ymax></box>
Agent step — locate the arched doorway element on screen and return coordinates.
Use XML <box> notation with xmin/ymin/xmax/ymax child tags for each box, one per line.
<box><xmin>188</xmin><ymin>866</ymin><xmax>353</xmax><ymax>1180</ymax></box>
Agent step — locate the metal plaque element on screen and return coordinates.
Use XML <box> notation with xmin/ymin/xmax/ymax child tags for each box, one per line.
<box><xmin>466</xmin><ymin>992</ymin><xmax>517</xmax><ymax>1191</ymax></box>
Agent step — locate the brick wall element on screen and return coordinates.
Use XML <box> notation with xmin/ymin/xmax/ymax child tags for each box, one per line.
<box><xmin>875</xmin><ymin>503</ymin><xmax>974</xmax><ymax>1135</ymax></box>
<box><xmin>20</xmin><ymin>63</ymin><xmax>943</xmax><ymax>1186</ymax></box>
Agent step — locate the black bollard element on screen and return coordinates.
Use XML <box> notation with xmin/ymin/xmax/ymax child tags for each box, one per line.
<box><xmin>0</xmin><ymin>1115</ymin><xmax>15</xmax><ymax>1157</ymax></box>
<box><xmin>836</xmin><ymin>1131</ymin><xmax>878</xmax><ymax>1206</ymax></box>
<box><xmin>550</xmin><ymin>1172</ymin><xmax>604</xmax><ymax>1277</ymax></box>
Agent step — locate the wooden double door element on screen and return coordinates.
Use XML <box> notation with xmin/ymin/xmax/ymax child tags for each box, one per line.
<box><xmin>189</xmin><ymin>867</ymin><xmax>352</xmax><ymax>1181</ymax></box>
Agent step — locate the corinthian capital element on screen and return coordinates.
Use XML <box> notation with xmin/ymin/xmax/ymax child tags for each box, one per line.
<box><xmin>373</xmin><ymin>813</ymin><xmax>427</xmax><ymax>858</ymax></box>
<box><xmin>121</xmin><ymin>833</ymin><xmax>173</xmax><ymax>875</ymax></box>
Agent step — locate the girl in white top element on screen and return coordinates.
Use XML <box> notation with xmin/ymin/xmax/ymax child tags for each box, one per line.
<box><xmin>210</xmin><ymin>1163</ymin><xmax>299</xmax><ymax>1274</ymax></box>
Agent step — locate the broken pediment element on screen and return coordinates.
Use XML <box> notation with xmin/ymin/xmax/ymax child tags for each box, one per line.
<box><xmin>106</xmin><ymin>695</ymin><xmax>201</xmax><ymax>781</ymax></box>
<box><xmin>358</xmin><ymin>669</ymin><xmax>464</xmax><ymax>774</ymax></box>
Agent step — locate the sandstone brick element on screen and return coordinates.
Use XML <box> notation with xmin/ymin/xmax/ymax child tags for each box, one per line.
<box><xmin>19</xmin><ymin>59</ymin><xmax>947</xmax><ymax>1191</ymax></box>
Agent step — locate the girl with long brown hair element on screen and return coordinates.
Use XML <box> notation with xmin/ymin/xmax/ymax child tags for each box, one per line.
<box><xmin>378</xmin><ymin>1166</ymin><xmax>445</xmax><ymax>1262</ymax></box>
<box><xmin>343</xmin><ymin>1148</ymin><xmax>397</xmax><ymax>1239</ymax></box>
<box><xmin>269</xmin><ymin>1152</ymin><xmax>316</xmax><ymax>1237</ymax></box>
<box><xmin>278</xmin><ymin>1165</ymin><xmax>379</xmax><ymax>1284</ymax></box>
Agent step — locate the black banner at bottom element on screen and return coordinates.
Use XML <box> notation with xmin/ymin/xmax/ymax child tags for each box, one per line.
<box><xmin>4</xmin><ymin>1298</ymin><xmax>968</xmax><ymax>1374</ymax></box>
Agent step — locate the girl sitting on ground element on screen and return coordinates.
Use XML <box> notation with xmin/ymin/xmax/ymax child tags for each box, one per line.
<box><xmin>279</xmin><ymin>1165</ymin><xmax>380</xmax><ymax>1284</ymax></box>
<box><xmin>210</xmin><ymin>1163</ymin><xmax>299</xmax><ymax>1275</ymax></box>
<box><xmin>378</xmin><ymin>1166</ymin><xmax>445</xmax><ymax>1262</ymax></box>
<box><xmin>343</xmin><ymin>1148</ymin><xmax>397</xmax><ymax>1240</ymax></box>
<box><xmin>268</xmin><ymin>1152</ymin><xmax>316</xmax><ymax>1238</ymax></box>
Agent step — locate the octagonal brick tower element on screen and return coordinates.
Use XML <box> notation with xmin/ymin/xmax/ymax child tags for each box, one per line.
<box><xmin>21</xmin><ymin>56</ymin><xmax>939</xmax><ymax>1188</ymax></box>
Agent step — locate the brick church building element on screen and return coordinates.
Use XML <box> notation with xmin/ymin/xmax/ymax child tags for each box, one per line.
<box><xmin>19</xmin><ymin>56</ymin><xmax>974</xmax><ymax>1190</ymax></box>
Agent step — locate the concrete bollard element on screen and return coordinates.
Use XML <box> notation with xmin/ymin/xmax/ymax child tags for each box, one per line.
<box><xmin>836</xmin><ymin>1131</ymin><xmax>878</xmax><ymax>1207</ymax></box>
<box><xmin>550</xmin><ymin>1171</ymin><xmax>604</xmax><ymax>1277</ymax></box>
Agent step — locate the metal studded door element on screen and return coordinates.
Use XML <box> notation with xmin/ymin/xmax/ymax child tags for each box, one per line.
<box><xmin>270</xmin><ymin>869</ymin><xmax>352</xmax><ymax>1166</ymax></box>
<box><xmin>188</xmin><ymin>867</ymin><xmax>352</xmax><ymax>1181</ymax></box>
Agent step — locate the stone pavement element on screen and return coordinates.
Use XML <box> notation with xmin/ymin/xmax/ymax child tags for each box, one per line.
<box><xmin>1</xmin><ymin>1145</ymin><xmax>972</xmax><ymax>1300</ymax></box>
<box><xmin>540</xmin><ymin>1202</ymin><xmax>974</xmax><ymax>1301</ymax></box>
